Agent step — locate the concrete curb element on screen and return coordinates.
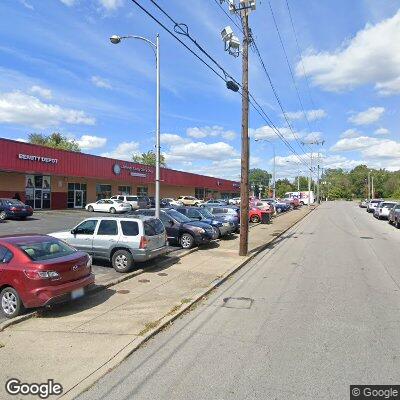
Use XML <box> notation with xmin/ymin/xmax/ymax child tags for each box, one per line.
<box><xmin>62</xmin><ymin>206</ymin><xmax>315</xmax><ymax>400</ymax></box>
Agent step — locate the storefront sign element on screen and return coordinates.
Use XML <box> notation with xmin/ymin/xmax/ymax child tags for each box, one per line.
<box><xmin>113</xmin><ymin>163</ymin><xmax>153</xmax><ymax>177</ymax></box>
<box><xmin>18</xmin><ymin>154</ymin><xmax>58</xmax><ymax>164</ymax></box>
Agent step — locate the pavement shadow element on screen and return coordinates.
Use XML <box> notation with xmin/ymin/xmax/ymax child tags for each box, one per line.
<box><xmin>38</xmin><ymin>287</ymin><xmax>117</xmax><ymax>319</ymax></box>
<box><xmin>197</xmin><ymin>241</ymin><xmax>220</xmax><ymax>251</ymax></box>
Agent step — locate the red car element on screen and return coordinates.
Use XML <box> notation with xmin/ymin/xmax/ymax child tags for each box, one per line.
<box><xmin>0</xmin><ymin>235</ymin><xmax>94</xmax><ymax>318</ymax></box>
<box><xmin>249</xmin><ymin>207</ymin><xmax>272</xmax><ymax>223</ymax></box>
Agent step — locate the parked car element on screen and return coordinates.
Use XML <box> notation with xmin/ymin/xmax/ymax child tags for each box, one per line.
<box><xmin>161</xmin><ymin>198</ymin><xmax>184</xmax><ymax>207</ymax></box>
<box><xmin>373</xmin><ymin>201</ymin><xmax>397</xmax><ymax>219</ymax></box>
<box><xmin>86</xmin><ymin>199</ymin><xmax>131</xmax><ymax>214</ymax></box>
<box><xmin>388</xmin><ymin>203</ymin><xmax>400</xmax><ymax>228</ymax></box>
<box><xmin>249</xmin><ymin>207</ymin><xmax>272</xmax><ymax>223</ymax></box>
<box><xmin>50</xmin><ymin>216</ymin><xmax>168</xmax><ymax>272</ymax></box>
<box><xmin>177</xmin><ymin>196</ymin><xmax>203</xmax><ymax>206</ymax></box>
<box><xmin>0</xmin><ymin>234</ymin><xmax>94</xmax><ymax>318</ymax></box>
<box><xmin>367</xmin><ymin>199</ymin><xmax>384</xmax><ymax>213</ymax></box>
<box><xmin>359</xmin><ymin>199</ymin><xmax>368</xmax><ymax>208</ymax></box>
<box><xmin>261</xmin><ymin>198</ymin><xmax>291</xmax><ymax>213</ymax></box>
<box><xmin>0</xmin><ymin>198</ymin><xmax>33</xmax><ymax>220</ymax></box>
<box><xmin>204</xmin><ymin>206</ymin><xmax>240</xmax><ymax>232</ymax></box>
<box><xmin>175</xmin><ymin>207</ymin><xmax>235</xmax><ymax>237</ymax></box>
<box><xmin>202</xmin><ymin>199</ymin><xmax>228</xmax><ymax>207</ymax></box>
<box><xmin>110</xmin><ymin>195</ymin><xmax>148</xmax><ymax>210</ymax></box>
<box><xmin>134</xmin><ymin>208</ymin><xmax>218</xmax><ymax>249</ymax></box>
<box><xmin>252</xmin><ymin>200</ymin><xmax>274</xmax><ymax>213</ymax></box>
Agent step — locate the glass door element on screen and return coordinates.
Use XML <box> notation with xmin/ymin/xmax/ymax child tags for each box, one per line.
<box><xmin>34</xmin><ymin>189</ymin><xmax>43</xmax><ymax>209</ymax></box>
<box><xmin>74</xmin><ymin>190</ymin><xmax>84</xmax><ymax>208</ymax></box>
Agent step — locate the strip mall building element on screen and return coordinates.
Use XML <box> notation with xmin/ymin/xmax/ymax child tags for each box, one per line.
<box><xmin>0</xmin><ymin>138</ymin><xmax>240</xmax><ymax>210</ymax></box>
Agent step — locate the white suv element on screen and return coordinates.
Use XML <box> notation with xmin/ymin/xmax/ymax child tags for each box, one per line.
<box><xmin>50</xmin><ymin>216</ymin><xmax>168</xmax><ymax>272</ymax></box>
<box><xmin>110</xmin><ymin>195</ymin><xmax>148</xmax><ymax>210</ymax></box>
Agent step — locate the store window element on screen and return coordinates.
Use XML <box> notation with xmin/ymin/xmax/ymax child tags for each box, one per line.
<box><xmin>137</xmin><ymin>186</ymin><xmax>148</xmax><ymax>196</ymax></box>
<box><xmin>118</xmin><ymin>186</ymin><xmax>131</xmax><ymax>195</ymax></box>
<box><xmin>195</xmin><ymin>187</ymin><xmax>205</xmax><ymax>200</ymax></box>
<box><xmin>25</xmin><ymin>175</ymin><xmax>51</xmax><ymax>210</ymax></box>
<box><xmin>205</xmin><ymin>189</ymin><xmax>218</xmax><ymax>199</ymax></box>
<box><xmin>96</xmin><ymin>184</ymin><xmax>112</xmax><ymax>200</ymax></box>
<box><xmin>67</xmin><ymin>183</ymin><xmax>87</xmax><ymax>209</ymax></box>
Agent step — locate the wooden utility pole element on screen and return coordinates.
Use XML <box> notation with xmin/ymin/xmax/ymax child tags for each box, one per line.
<box><xmin>239</xmin><ymin>12</ymin><xmax>250</xmax><ymax>256</ymax></box>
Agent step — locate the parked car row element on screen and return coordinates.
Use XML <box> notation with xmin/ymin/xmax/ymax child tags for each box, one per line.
<box><xmin>0</xmin><ymin>193</ymin><xmax>300</xmax><ymax>318</ymax></box>
<box><xmin>361</xmin><ymin>198</ymin><xmax>400</xmax><ymax>229</ymax></box>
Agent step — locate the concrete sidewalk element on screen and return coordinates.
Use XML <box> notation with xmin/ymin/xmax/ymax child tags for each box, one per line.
<box><xmin>0</xmin><ymin>207</ymin><xmax>312</xmax><ymax>400</ymax></box>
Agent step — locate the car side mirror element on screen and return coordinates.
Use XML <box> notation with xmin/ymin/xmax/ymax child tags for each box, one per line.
<box><xmin>197</xmin><ymin>216</ymin><xmax>202</xmax><ymax>220</ymax></box>
<box><xmin>169</xmin><ymin>219</ymin><xmax>174</xmax><ymax>226</ymax></box>
<box><xmin>71</xmin><ymin>229</ymin><xmax>76</xmax><ymax>235</ymax></box>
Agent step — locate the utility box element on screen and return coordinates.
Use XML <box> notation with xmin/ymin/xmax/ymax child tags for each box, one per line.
<box><xmin>261</xmin><ymin>212</ymin><xmax>271</xmax><ymax>224</ymax></box>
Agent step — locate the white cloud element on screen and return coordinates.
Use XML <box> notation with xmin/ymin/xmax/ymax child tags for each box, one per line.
<box><xmin>374</xmin><ymin>127</ymin><xmax>390</xmax><ymax>135</ymax></box>
<box><xmin>250</xmin><ymin>125</ymin><xmax>300</xmax><ymax>141</ymax></box>
<box><xmin>19</xmin><ymin>0</ymin><xmax>34</xmax><ymax>10</ymax></box>
<box><xmin>348</xmin><ymin>107</ymin><xmax>385</xmax><ymax>125</ymax></box>
<box><xmin>330</xmin><ymin>136</ymin><xmax>381</xmax><ymax>152</ymax></box>
<box><xmin>340</xmin><ymin>129</ymin><xmax>362</xmax><ymax>138</ymax></box>
<box><xmin>0</xmin><ymin>91</ymin><xmax>95</xmax><ymax>128</ymax></box>
<box><xmin>76</xmin><ymin>135</ymin><xmax>107</xmax><ymax>150</ymax></box>
<box><xmin>167</xmin><ymin>141</ymin><xmax>238</xmax><ymax>161</ymax></box>
<box><xmin>297</xmin><ymin>10</ymin><xmax>400</xmax><ymax>94</ymax></box>
<box><xmin>285</xmin><ymin>109</ymin><xmax>327</xmax><ymax>121</ymax></box>
<box><xmin>186</xmin><ymin>125</ymin><xmax>236</xmax><ymax>141</ymax></box>
<box><xmin>30</xmin><ymin>85</ymin><xmax>52</xmax><ymax>99</ymax></box>
<box><xmin>101</xmin><ymin>141</ymin><xmax>140</xmax><ymax>161</ymax></box>
<box><xmin>59</xmin><ymin>0</ymin><xmax>76</xmax><ymax>5</ymax></box>
<box><xmin>98</xmin><ymin>0</ymin><xmax>123</xmax><ymax>10</ymax></box>
<box><xmin>301</xmin><ymin>132</ymin><xmax>324</xmax><ymax>144</ymax></box>
<box><xmin>91</xmin><ymin>76</ymin><xmax>112</xmax><ymax>89</ymax></box>
<box><xmin>375</xmin><ymin>77</ymin><xmax>400</xmax><ymax>96</ymax></box>
<box><xmin>160</xmin><ymin>133</ymin><xmax>188</xmax><ymax>146</ymax></box>
<box><xmin>362</xmin><ymin>139</ymin><xmax>400</xmax><ymax>160</ymax></box>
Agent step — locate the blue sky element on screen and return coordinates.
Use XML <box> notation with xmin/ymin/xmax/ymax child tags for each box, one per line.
<box><xmin>0</xmin><ymin>0</ymin><xmax>399</xmax><ymax>181</ymax></box>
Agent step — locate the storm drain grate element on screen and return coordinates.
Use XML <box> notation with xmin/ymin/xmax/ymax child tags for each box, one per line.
<box><xmin>157</xmin><ymin>272</ymin><xmax>168</xmax><ymax>276</ymax></box>
<box><xmin>222</xmin><ymin>297</ymin><xmax>254</xmax><ymax>309</ymax></box>
<box><xmin>117</xmin><ymin>289</ymin><xmax>130</xmax><ymax>294</ymax></box>
<box><xmin>138</xmin><ymin>279</ymin><xmax>150</xmax><ymax>283</ymax></box>
<box><xmin>360</xmin><ymin>236</ymin><xmax>373</xmax><ymax>240</ymax></box>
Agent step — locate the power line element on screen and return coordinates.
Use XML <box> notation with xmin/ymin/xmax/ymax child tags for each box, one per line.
<box><xmin>284</xmin><ymin>0</ymin><xmax>317</xmax><ymax>113</ymax></box>
<box><xmin>130</xmin><ymin>0</ymin><xmax>310</xmax><ymax>168</ymax></box>
<box><xmin>267</xmin><ymin>0</ymin><xmax>313</xmax><ymax>134</ymax></box>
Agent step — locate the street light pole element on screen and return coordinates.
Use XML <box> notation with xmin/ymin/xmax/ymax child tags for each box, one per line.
<box><xmin>272</xmin><ymin>144</ymin><xmax>276</xmax><ymax>200</ymax></box>
<box><xmin>109</xmin><ymin>34</ymin><xmax>161</xmax><ymax>219</ymax></box>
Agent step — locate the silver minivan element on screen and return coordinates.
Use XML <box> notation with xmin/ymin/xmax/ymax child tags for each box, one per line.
<box><xmin>49</xmin><ymin>216</ymin><xmax>168</xmax><ymax>272</ymax></box>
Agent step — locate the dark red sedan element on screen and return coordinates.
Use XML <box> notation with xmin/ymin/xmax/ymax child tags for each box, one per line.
<box><xmin>0</xmin><ymin>235</ymin><xmax>94</xmax><ymax>318</ymax></box>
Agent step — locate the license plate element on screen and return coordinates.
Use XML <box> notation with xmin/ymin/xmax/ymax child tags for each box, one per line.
<box><xmin>71</xmin><ymin>288</ymin><xmax>84</xmax><ymax>300</ymax></box>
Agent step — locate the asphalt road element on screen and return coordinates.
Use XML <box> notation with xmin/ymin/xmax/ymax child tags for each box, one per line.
<box><xmin>77</xmin><ymin>201</ymin><xmax>400</xmax><ymax>400</ymax></box>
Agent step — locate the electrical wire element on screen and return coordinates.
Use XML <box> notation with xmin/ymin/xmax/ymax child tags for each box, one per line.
<box><xmin>130</xmin><ymin>0</ymin><xmax>311</xmax><ymax>169</ymax></box>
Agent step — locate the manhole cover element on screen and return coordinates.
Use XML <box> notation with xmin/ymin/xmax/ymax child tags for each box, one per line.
<box><xmin>222</xmin><ymin>297</ymin><xmax>253</xmax><ymax>309</ymax></box>
<box><xmin>360</xmin><ymin>236</ymin><xmax>373</xmax><ymax>239</ymax></box>
<box><xmin>157</xmin><ymin>272</ymin><xmax>168</xmax><ymax>276</ymax></box>
<box><xmin>117</xmin><ymin>289</ymin><xmax>130</xmax><ymax>294</ymax></box>
<box><xmin>138</xmin><ymin>279</ymin><xmax>150</xmax><ymax>283</ymax></box>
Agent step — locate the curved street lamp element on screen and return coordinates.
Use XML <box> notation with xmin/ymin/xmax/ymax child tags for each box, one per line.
<box><xmin>109</xmin><ymin>33</ymin><xmax>161</xmax><ymax>219</ymax></box>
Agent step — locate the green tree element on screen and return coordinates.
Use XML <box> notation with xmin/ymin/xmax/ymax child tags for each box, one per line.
<box><xmin>132</xmin><ymin>150</ymin><xmax>166</xmax><ymax>167</ymax></box>
<box><xmin>275</xmin><ymin>179</ymin><xmax>294</xmax><ymax>198</ymax></box>
<box><xmin>249</xmin><ymin>168</ymin><xmax>271</xmax><ymax>197</ymax></box>
<box><xmin>28</xmin><ymin>132</ymin><xmax>80</xmax><ymax>152</ymax></box>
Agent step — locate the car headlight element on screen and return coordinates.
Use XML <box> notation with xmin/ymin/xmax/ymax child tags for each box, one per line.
<box><xmin>193</xmin><ymin>227</ymin><xmax>205</xmax><ymax>234</ymax></box>
<box><xmin>223</xmin><ymin>222</ymin><xmax>230</xmax><ymax>227</ymax></box>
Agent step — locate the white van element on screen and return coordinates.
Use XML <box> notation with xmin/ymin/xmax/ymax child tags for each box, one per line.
<box><xmin>284</xmin><ymin>191</ymin><xmax>315</xmax><ymax>205</ymax></box>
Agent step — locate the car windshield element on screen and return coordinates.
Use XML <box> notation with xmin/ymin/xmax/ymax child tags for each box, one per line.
<box><xmin>16</xmin><ymin>240</ymin><xmax>76</xmax><ymax>261</ymax></box>
<box><xmin>114</xmin><ymin>200</ymin><xmax>123</xmax><ymax>203</ymax></box>
<box><xmin>167</xmin><ymin>209</ymin><xmax>191</xmax><ymax>223</ymax></box>
<box><xmin>198</xmin><ymin>208</ymin><xmax>214</xmax><ymax>219</ymax></box>
<box><xmin>382</xmin><ymin>203</ymin><xmax>396</xmax><ymax>208</ymax></box>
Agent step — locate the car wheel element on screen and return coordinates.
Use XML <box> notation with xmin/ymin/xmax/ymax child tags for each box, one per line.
<box><xmin>388</xmin><ymin>219</ymin><xmax>392</xmax><ymax>225</ymax></box>
<box><xmin>112</xmin><ymin>250</ymin><xmax>134</xmax><ymax>273</ymax></box>
<box><xmin>180</xmin><ymin>233</ymin><xmax>194</xmax><ymax>249</ymax></box>
<box><xmin>194</xmin><ymin>202</ymin><xmax>199</xmax><ymax>207</ymax></box>
<box><xmin>250</xmin><ymin>215</ymin><xmax>260</xmax><ymax>223</ymax></box>
<box><xmin>110</xmin><ymin>207</ymin><xmax>116</xmax><ymax>214</ymax></box>
<box><xmin>87</xmin><ymin>206</ymin><xmax>94</xmax><ymax>212</ymax></box>
<box><xmin>0</xmin><ymin>211</ymin><xmax>7</xmax><ymax>220</ymax></box>
<box><xmin>276</xmin><ymin>208</ymin><xmax>282</xmax><ymax>213</ymax></box>
<box><xmin>396</xmin><ymin>219</ymin><xmax>400</xmax><ymax>229</ymax></box>
<box><xmin>0</xmin><ymin>287</ymin><xmax>23</xmax><ymax>318</ymax></box>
